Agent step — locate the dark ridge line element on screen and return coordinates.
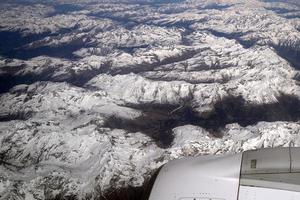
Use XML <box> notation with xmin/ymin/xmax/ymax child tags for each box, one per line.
<box><xmin>284</xmin><ymin>15</ymin><xmax>300</xmax><ymax>19</ymax></box>
<box><xmin>0</xmin><ymin>66</ymin><xmax>57</xmax><ymax>94</ymax></box>
<box><xmin>106</xmin><ymin>49</ymin><xmax>199</xmax><ymax>76</ymax></box>
<box><xmin>0</xmin><ymin>31</ymin><xmax>50</xmax><ymax>58</ymax></box>
<box><xmin>103</xmin><ymin>94</ymin><xmax>300</xmax><ymax>148</ymax></box>
<box><xmin>122</xmin><ymin>0</ymin><xmax>185</xmax><ymax>5</ymax></box>
<box><xmin>262</xmin><ymin>0</ymin><xmax>300</xmax><ymax>8</ymax></box>
<box><xmin>0</xmin><ymin>61</ymin><xmax>111</xmax><ymax>94</ymax></box>
<box><xmin>0</xmin><ymin>103</ymin><xmax>34</xmax><ymax>122</ymax></box>
<box><xmin>272</xmin><ymin>44</ymin><xmax>300</xmax><ymax>70</ymax></box>
<box><xmin>202</xmin><ymin>29</ymin><xmax>257</xmax><ymax>49</ymax></box>
<box><xmin>0</xmin><ymin>112</ymin><xmax>31</xmax><ymax>122</ymax></box>
<box><xmin>264</xmin><ymin>7</ymin><xmax>298</xmax><ymax>14</ymax></box>
<box><xmin>117</xmin><ymin>44</ymin><xmax>150</xmax><ymax>54</ymax></box>
<box><xmin>2</xmin><ymin>40</ymin><xmax>87</xmax><ymax>60</ymax></box>
<box><xmin>0</xmin><ymin>28</ymin><xmax>84</xmax><ymax>60</ymax></box>
<box><xmin>46</xmin><ymin>4</ymin><xmax>84</xmax><ymax>17</ymax></box>
<box><xmin>146</xmin><ymin>20</ymin><xmax>196</xmax><ymax>33</ymax></box>
<box><xmin>200</xmin><ymin>3</ymin><xmax>232</xmax><ymax>10</ymax></box>
<box><xmin>0</xmin><ymin>35</ymin><xmax>236</xmax><ymax>94</ymax></box>
<box><xmin>293</xmin><ymin>72</ymin><xmax>300</xmax><ymax>82</ymax></box>
<box><xmin>141</xmin><ymin>74</ymin><xmax>231</xmax><ymax>84</ymax></box>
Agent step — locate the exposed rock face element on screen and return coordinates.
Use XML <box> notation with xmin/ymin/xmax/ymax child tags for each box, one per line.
<box><xmin>0</xmin><ymin>0</ymin><xmax>300</xmax><ymax>199</ymax></box>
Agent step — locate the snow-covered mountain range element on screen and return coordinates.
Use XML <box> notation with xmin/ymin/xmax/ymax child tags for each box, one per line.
<box><xmin>0</xmin><ymin>0</ymin><xmax>300</xmax><ymax>199</ymax></box>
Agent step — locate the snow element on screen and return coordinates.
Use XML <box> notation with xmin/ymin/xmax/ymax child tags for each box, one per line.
<box><xmin>0</xmin><ymin>0</ymin><xmax>300</xmax><ymax>199</ymax></box>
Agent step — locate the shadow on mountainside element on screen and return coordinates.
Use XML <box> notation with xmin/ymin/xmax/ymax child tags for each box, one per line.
<box><xmin>104</xmin><ymin>94</ymin><xmax>300</xmax><ymax>148</ymax></box>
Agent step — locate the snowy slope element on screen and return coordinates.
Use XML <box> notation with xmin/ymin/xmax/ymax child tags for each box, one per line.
<box><xmin>0</xmin><ymin>0</ymin><xmax>300</xmax><ymax>199</ymax></box>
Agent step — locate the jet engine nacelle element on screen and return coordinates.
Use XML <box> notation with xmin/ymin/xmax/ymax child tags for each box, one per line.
<box><xmin>148</xmin><ymin>147</ymin><xmax>300</xmax><ymax>200</ymax></box>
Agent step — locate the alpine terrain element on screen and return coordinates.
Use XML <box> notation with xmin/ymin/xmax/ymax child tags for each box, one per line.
<box><xmin>0</xmin><ymin>0</ymin><xmax>300</xmax><ymax>199</ymax></box>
